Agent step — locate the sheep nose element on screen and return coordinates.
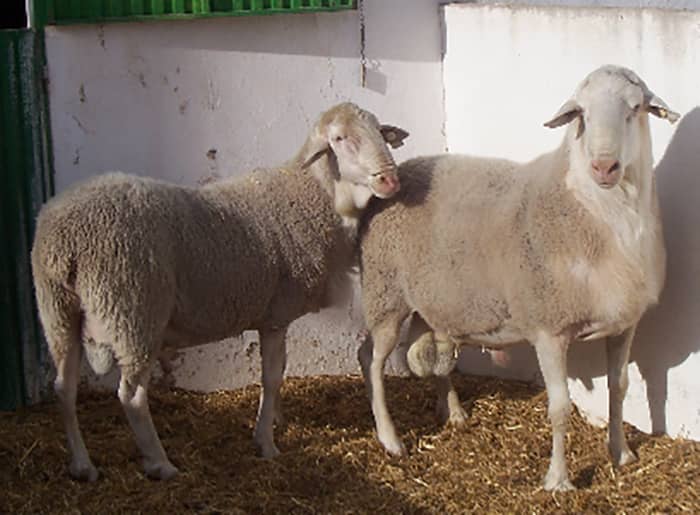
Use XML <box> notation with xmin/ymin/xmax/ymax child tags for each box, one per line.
<box><xmin>591</xmin><ymin>158</ymin><xmax>620</xmax><ymax>177</ymax></box>
<box><xmin>379</xmin><ymin>173</ymin><xmax>399</xmax><ymax>191</ymax></box>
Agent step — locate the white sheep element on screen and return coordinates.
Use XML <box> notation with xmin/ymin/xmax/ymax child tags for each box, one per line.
<box><xmin>31</xmin><ymin>102</ymin><xmax>409</xmax><ymax>482</ymax></box>
<box><xmin>357</xmin><ymin>66</ymin><xmax>678</xmax><ymax>491</ymax></box>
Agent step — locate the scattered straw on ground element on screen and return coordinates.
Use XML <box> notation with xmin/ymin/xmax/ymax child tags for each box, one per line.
<box><xmin>1</xmin><ymin>374</ymin><xmax>697</xmax><ymax>514</ymax></box>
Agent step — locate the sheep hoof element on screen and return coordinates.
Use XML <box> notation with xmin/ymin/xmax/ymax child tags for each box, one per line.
<box><xmin>380</xmin><ymin>436</ymin><xmax>407</xmax><ymax>457</ymax></box>
<box><xmin>274</xmin><ymin>411</ymin><xmax>286</xmax><ymax>427</ymax></box>
<box><xmin>257</xmin><ymin>443</ymin><xmax>281</xmax><ymax>459</ymax></box>
<box><xmin>69</xmin><ymin>461</ymin><xmax>99</xmax><ymax>482</ymax></box>
<box><xmin>543</xmin><ymin>471</ymin><xmax>575</xmax><ymax>492</ymax></box>
<box><xmin>437</xmin><ymin>404</ymin><xmax>468</xmax><ymax>426</ymax></box>
<box><xmin>144</xmin><ymin>460</ymin><xmax>179</xmax><ymax>480</ymax></box>
<box><xmin>611</xmin><ymin>446</ymin><xmax>638</xmax><ymax>467</ymax></box>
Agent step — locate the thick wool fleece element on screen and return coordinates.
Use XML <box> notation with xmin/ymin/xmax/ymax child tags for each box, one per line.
<box><xmin>360</xmin><ymin>135</ymin><xmax>664</xmax><ymax>344</ymax></box>
<box><xmin>31</xmin><ymin>160</ymin><xmax>351</xmax><ymax>374</ymax></box>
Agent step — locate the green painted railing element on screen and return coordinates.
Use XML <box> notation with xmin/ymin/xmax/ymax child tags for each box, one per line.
<box><xmin>0</xmin><ymin>29</ymin><xmax>53</xmax><ymax>411</ymax></box>
<box><xmin>35</xmin><ymin>0</ymin><xmax>355</xmax><ymax>26</ymax></box>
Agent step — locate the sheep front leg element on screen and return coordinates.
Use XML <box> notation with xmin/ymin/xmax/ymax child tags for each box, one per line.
<box><xmin>533</xmin><ymin>332</ymin><xmax>574</xmax><ymax>492</ymax></box>
<box><xmin>606</xmin><ymin>326</ymin><xmax>637</xmax><ymax>467</ymax></box>
<box><xmin>435</xmin><ymin>375</ymin><xmax>468</xmax><ymax>425</ymax></box>
<box><xmin>118</xmin><ymin>364</ymin><xmax>178</xmax><ymax>480</ymax></box>
<box><xmin>254</xmin><ymin>327</ymin><xmax>287</xmax><ymax>458</ymax></box>
<box><xmin>54</xmin><ymin>341</ymin><xmax>99</xmax><ymax>482</ymax></box>
<box><xmin>365</xmin><ymin>318</ymin><xmax>406</xmax><ymax>456</ymax></box>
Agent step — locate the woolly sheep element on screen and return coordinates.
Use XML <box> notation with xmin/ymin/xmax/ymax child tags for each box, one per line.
<box><xmin>357</xmin><ymin>66</ymin><xmax>678</xmax><ymax>491</ymax></box>
<box><xmin>31</xmin><ymin>102</ymin><xmax>409</xmax><ymax>482</ymax></box>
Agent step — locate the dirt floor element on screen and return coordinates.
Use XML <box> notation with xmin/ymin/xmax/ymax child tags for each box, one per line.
<box><xmin>1</xmin><ymin>374</ymin><xmax>698</xmax><ymax>514</ymax></box>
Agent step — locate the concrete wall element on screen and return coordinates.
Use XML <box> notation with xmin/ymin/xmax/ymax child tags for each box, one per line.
<box><xmin>45</xmin><ymin>1</ymin><xmax>447</xmax><ymax>390</ymax></box>
<box><xmin>444</xmin><ymin>4</ymin><xmax>700</xmax><ymax>440</ymax></box>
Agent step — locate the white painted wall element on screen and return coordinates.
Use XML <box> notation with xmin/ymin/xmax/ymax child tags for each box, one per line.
<box><xmin>45</xmin><ymin>1</ymin><xmax>447</xmax><ymax>390</ymax></box>
<box><xmin>444</xmin><ymin>4</ymin><xmax>700</xmax><ymax>440</ymax></box>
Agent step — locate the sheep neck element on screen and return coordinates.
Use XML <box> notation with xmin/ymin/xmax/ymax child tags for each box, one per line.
<box><xmin>562</xmin><ymin>115</ymin><xmax>661</xmax><ymax>301</ymax></box>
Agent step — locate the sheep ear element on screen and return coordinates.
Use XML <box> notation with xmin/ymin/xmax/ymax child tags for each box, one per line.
<box><xmin>301</xmin><ymin>147</ymin><xmax>329</xmax><ymax>169</ymax></box>
<box><xmin>380</xmin><ymin>125</ymin><xmax>410</xmax><ymax>149</ymax></box>
<box><xmin>301</xmin><ymin>131</ymin><xmax>330</xmax><ymax>170</ymax></box>
<box><xmin>646</xmin><ymin>94</ymin><xmax>680</xmax><ymax>124</ymax></box>
<box><xmin>543</xmin><ymin>99</ymin><xmax>582</xmax><ymax>129</ymax></box>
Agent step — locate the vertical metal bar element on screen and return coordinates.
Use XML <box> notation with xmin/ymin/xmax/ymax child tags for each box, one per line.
<box><xmin>67</xmin><ymin>0</ymin><xmax>81</xmax><ymax>19</ymax></box>
<box><xmin>14</xmin><ymin>31</ymin><xmax>50</xmax><ymax>405</ymax></box>
<box><xmin>0</xmin><ymin>29</ymin><xmax>52</xmax><ymax>410</ymax></box>
<box><xmin>131</xmin><ymin>0</ymin><xmax>145</xmax><ymax>15</ymax></box>
<box><xmin>171</xmin><ymin>0</ymin><xmax>185</xmax><ymax>13</ymax></box>
<box><xmin>0</xmin><ymin>32</ymin><xmax>26</xmax><ymax>411</ymax></box>
<box><xmin>107</xmin><ymin>0</ymin><xmax>124</xmax><ymax>17</ymax></box>
<box><xmin>86</xmin><ymin>0</ymin><xmax>102</xmax><ymax>18</ymax></box>
<box><xmin>29</xmin><ymin>0</ymin><xmax>51</xmax><ymax>27</ymax></box>
<box><xmin>151</xmin><ymin>0</ymin><xmax>165</xmax><ymax>15</ymax></box>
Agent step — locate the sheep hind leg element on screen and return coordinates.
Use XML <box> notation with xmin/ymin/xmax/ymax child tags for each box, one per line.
<box><xmin>606</xmin><ymin>327</ymin><xmax>637</xmax><ymax>467</ymax></box>
<box><xmin>533</xmin><ymin>332</ymin><xmax>575</xmax><ymax>492</ymax></box>
<box><xmin>36</xmin><ymin>278</ymin><xmax>98</xmax><ymax>482</ymax></box>
<box><xmin>118</xmin><ymin>362</ymin><xmax>178</xmax><ymax>480</ymax></box>
<box><xmin>367</xmin><ymin>316</ymin><xmax>406</xmax><ymax>456</ymax></box>
<box><xmin>54</xmin><ymin>340</ymin><xmax>99</xmax><ymax>482</ymax></box>
<box><xmin>357</xmin><ymin>331</ymin><xmax>373</xmax><ymax>398</ymax></box>
<box><xmin>254</xmin><ymin>327</ymin><xmax>287</xmax><ymax>459</ymax></box>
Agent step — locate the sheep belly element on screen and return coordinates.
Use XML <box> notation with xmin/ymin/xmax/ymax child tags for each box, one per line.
<box><xmin>460</xmin><ymin>326</ymin><xmax>527</xmax><ymax>347</ymax></box>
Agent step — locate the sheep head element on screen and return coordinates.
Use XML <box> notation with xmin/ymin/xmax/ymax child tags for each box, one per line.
<box><xmin>544</xmin><ymin>65</ymin><xmax>679</xmax><ymax>189</ymax></box>
<box><xmin>301</xmin><ymin>103</ymin><xmax>408</xmax><ymax>217</ymax></box>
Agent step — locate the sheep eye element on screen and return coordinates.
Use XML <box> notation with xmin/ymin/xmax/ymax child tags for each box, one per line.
<box><xmin>334</xmin><ymin>135</ymin><xmax>344</xmax><ymax>142</ymax></box>
<box><xmin>626</xmin><ymin>105</ymin><xmax>640</xmax><ymax>122</ymax></box>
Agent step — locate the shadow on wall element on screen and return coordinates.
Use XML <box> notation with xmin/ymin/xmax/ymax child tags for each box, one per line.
<box><xmin>567</xmin><ymin>107</ymin><xmax>700</xmax><ymax>434</ymax></box>
<box><xmin>633</xmin><ymin>106</ymin><xmax>700</xmax><ymax>433</ymax></box>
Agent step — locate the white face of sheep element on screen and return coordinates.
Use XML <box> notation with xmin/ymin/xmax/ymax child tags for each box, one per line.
<box><xmin>327</xmin><ymin>117</ymin><xmax>406</xmax><ymax>199</ymax></box>
<box><xmin>302</xmin><ymin>104</ymin><xmax>408</xmax><ymax>212</ymax></box>
<box><xmin>544</xmin><ymin>66</ymin><xmax>679</xmax><ymax>189</ymax></box>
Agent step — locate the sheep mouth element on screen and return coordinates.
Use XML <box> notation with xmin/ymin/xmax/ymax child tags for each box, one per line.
<box><xmin>595</xmin><ymin>179</ymin><xmax>619</xmax><ymax>189</ymax></box>
<box><xmin>369</xmin><ymin>172</ymin><xmax>401</xmax><ymax>198</ymax></box>
<box><xmin>591</xmin><ymin>173</ymin><xmax>622</xmax><ymax>189</ymax></box>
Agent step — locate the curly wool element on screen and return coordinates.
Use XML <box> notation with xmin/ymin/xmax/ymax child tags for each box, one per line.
<box><xmin>32</xmin><ymin>161</ymin><xmax>350</xmax><ymax>370</ymax></box>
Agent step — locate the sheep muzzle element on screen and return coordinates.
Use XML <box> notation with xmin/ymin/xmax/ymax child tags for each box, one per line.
<box><xmin>369</xmin><ymin>171</ymin><xmax>400</xmax><ymax>199</ymax></box>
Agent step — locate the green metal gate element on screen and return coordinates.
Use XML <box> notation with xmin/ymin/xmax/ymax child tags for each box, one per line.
<box><xmin>0</xmin><ymin>29</ymin><xmax>53</xmax><ymax>411</ymax></box>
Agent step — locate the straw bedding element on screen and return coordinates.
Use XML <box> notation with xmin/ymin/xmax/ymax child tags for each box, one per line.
<box><xmin>1</xmin><ymin>374</ymin><xmax>698</xmax><ymax>514</ymax></box>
